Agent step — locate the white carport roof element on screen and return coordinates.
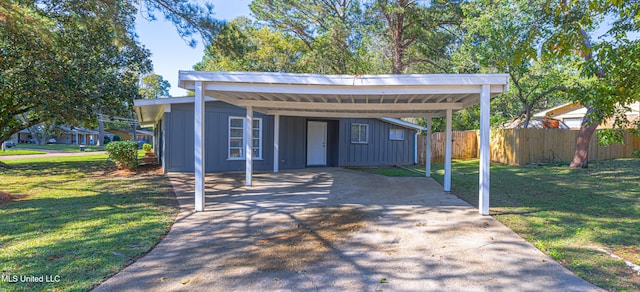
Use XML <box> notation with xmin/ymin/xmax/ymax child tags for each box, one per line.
<box><xmin>134</xmin><ymin>71</ymin><xmax>510</xmax><ymax>216</ymax></box>
<box><xmin>177</xmin><ymin>71</ymin><xmax>508</xmax><ymax>118</ymax></box>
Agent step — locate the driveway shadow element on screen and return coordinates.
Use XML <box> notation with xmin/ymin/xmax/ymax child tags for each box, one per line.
<box><xmin>94</xmin><ymin>168</ymin><xmax>601</xmax><ymax>291</ymax></box>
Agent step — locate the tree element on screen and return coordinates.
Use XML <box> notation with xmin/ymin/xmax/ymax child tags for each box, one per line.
<box><xmin>367</xmin><ymin>0</ymin><xmax>463</xmax><ymax>74</ymax></box>
<box><xmin>250</xmin><ymin>0</ymin><xmax>368</xmax><ymax>74</ymax></box>
<box><xmin>456</xmin><ymin>0</ymin><xmax>575</xmax><ymax>129</ymax></box>
<box><xmin>139</xmin><ymin>74</ymin><xmax>171</xmax><ymax>99</ymax></box>
<box><xmin>0</xmin><ymin>0</ymin><xmax>218</xmax><ymax>146</ymax></box>
<box><xmin>540</xmin><ymin>1</ymin><xmax>640</xmax><ymax>168</ymax></box>
<box><xmin>194</xmin><ymin>18</ymin><xmax>309</xmax><ymax>73</ymax></box>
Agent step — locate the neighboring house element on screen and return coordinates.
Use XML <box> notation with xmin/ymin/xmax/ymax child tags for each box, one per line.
<box><xmin>10</xmin><ymin>129</ymin><xmax>31</xmax><ymax>144</ymax></box>
<box><xmin>534</xmin><ymin>101</ymin><xmax>640</xmax><ymax>129</ymax></box>
<box><xmin>109</xmin><ymin>129</ymin><xmax>154</xmax><ymax>142</ymax></box>
<box><xmin>136</xmin><ymin>99</ymin><xmax>424</xmax><ymax>172</ymax></box>
<box><xmin>58</xmin><ymin>126</ymin><xmax>115</xmax><ymax>145</ymax></box>
<box><xmin>10</xmin><ymin>126</ymin><xmax>114</xmax><ymax>145</ymax></box>
<box><xmin>502</xmin><ymin>117</ymin><xmax>570</xmax><ymax>129</ymax></box>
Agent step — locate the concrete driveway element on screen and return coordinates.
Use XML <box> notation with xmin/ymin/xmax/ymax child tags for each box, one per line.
<box><xmin>95</xmin><ymin>168</ymin><xmax>600</xmax><ymax>291</ymax></box>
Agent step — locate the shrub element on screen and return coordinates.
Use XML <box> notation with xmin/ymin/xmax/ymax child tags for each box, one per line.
<box><xmin>112</xmin><ymin>135</ymin><xmax>121</xmax><ymax>142</ymax></box>
<box><xmin>142</xmin><ymin>143</ymin><xmax>152</xmax><ymax>153</ymax></box>
<box><xmin>105</xmin><ymin>140</ymin><xmax>138</xmax><ymax>169</ymax></box>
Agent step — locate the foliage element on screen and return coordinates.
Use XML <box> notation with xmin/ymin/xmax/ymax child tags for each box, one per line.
<box><xmin>0</xmin><ymin>0</ymin><xmax>218</xmax><ymax>145</ymax></box>
<box><xmin>0</xmin><ymin>1</ymin><xmax>151</xmax><ymax>145</ymax></box>
<box><xmin>540</xmin><ymin>1</ymin><xmax>640</xmax><ymax>166</ymax></box>
<box><xmin>457</xmin><ymin>0</ymin><xmax>574</xmax><ymax>128</ymax></box>
<box><xmin>367</xmin><ymin>0</ymin><xmax>463</xmax><ymax>74</ymax></box>
<box><xmin>139</xmin><ymin>74</ymin><xmax>171</xmax><ymax>99</ymax></box>
<box><xmin>0</xmin><ymin>154</ymin><xmax>176</xmax><ymax>291</ymax></box>
<box><xmin>105</xmin><ymin>141</ymin><xmax>138</xmax><ymax>169</ymax></box>
<box><xmin>142</xmin><ymin>143</ymin><xmax>153</xmax><ymax>153</ymax></box>
<box><xmin>250</xmin><ymin>0</ymin><xmax>369</xmax><ymax>74</ymax></box>
<box><xmin>413</xmin><ymin>159</ymin><xmax>640</xmax><ymax>290</ymax></box>
<box><xmin>112</xmin><ymin>135</ymin><xmax>121</xmax><ymax>142</ymax></box>
<box><xmin>194</xmin><ymin>18</ymin><xmax>309</xmax><ymax>73</ymax></box>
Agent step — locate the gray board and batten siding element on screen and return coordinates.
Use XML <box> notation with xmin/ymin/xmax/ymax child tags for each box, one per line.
<box><xmin>162</xmin><ymin>101</ymin><xmax>417</xmax><ymax>172</ymax></box>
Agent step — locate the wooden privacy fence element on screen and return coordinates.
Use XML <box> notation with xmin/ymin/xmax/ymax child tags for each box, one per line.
<box><xmin>418</xmin><ymin>129</ymin><xmax>640</xmax><ymax>166</ymax></box>
<box><xmin>417</xmin><ymin>130</ymin><xmax>478</xmax><ymax>164</ymax></box>
<box><xmin>491</xmin><ymin>128</ymin><xmax>640</xmax><ymax>165</ymax></box>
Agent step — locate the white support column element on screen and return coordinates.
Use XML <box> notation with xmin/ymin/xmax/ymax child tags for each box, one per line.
<box><xmin>444</xmin><ymin>109</ymin><xmax>452</xmax><ymax>192</ymax></box>
<box><xmin>273</xmin><ymin>114</ymin><xmax>280</xmax><ymax>173</ymax></box>
<box><xmin>245</xmin><ymin>105</ymin><xmax>253</xmax><ymax>186</ymax></box>
<box><xmin>194</xmin><ymin>81</ymin><xmax>205</xmax><ymax>212</ymax></box>
<box><xmin>425</xmin><ymin>116</ymin><xmax>432</xmax><ymax>177</ymax></box>
<box><xmin>413</xmin><ymin>132</ymin><xmax>418</xmax><ymax>164</ymax></box>
<box><xmin>479</xmin><ymin>84</ymin><xmax>491</xmax><ymax>215</ymax></box>
<box><xmin>75</xmin><ymin>133</ymin><xmax>79</xmax><ymax>145</ymax></box>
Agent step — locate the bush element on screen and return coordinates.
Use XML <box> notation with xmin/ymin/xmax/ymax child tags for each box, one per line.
<box><xmin>105</xmin><ymin>140</ymin><xmax>138</xmax><ymax>169</ymax></box>
<box><xmin>112</xmin><ymin>135</ymin><xmax>121</xmax><ymax>142</ymax></box>
<box><xmin>142</xmin><ymin>143</ymin><xmax>152</xmax><ymax>153</ymax></box>
<box><xmin>103</xmin><ymin>136</ymin><xmax>111</xmax><ymax>145</ymax></box>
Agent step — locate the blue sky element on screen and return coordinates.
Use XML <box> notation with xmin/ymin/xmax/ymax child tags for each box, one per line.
<box><xmin>135</xmin><ymin>1</ymin><xmax>252</xmax><ymax>96</ymax></box>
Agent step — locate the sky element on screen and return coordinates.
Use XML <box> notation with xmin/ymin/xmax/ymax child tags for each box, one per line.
<box><xmin>134</xmin><ymin>1</ymin><xmax>252</xmax><ymax>96</ymax></box>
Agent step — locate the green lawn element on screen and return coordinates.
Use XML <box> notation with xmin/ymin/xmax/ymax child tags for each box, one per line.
<box><xmin>13</xmin><ymin>143</ymin><xmax>105</xmax><ymax>152</ymax></box>
<box><xmin>0</xmin><ymin>149</ymin><xmax>46</xmax><ymax>156</ymax></box>
<box><xmin>346</xmin><ymin>166</ymin><xmax>423</xmax><ymax>177</ymax></box>
<box><xmin>400</xmin><ymin>159</ymin><xmax>640</xmax><ymax>291</ymax></box>
<box><xmin>0</xmin><ymin>154</ymin><xmax>177</xmax><ymax>291</ymax></box>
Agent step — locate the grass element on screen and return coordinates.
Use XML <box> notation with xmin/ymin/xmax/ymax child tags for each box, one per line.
<box><xmin>401</xmin><ymin>159</ymin><xmax>639</xmax><ymax>291</ymax></box>
<box><xmin>346</xmin><ymin>166</ymin><xmax>423</xmax><ymax>177</ymax></box>
<box><xmin>0</xmin><ymin>154</ymin><xmax>177</xmax><ymax>291</ymax></box>
<box><xmin>13</xmin><ymin>144</ymin><xmax>105</xmax><ymax>152</ymax></box>
<box><xmin>0</xmin><ymin>150</ymin><xmax>46</xmax><ymax>156</ymax></box>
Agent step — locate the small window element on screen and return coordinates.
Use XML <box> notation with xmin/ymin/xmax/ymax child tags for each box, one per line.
<box><xmin>351</xmin><ymin>123</ymin><xmax>368</xmax><ymax>143</ymax></box>
<box><xmin>228</xmin><ymin>117</ymin><xmax>262</xmax><ymax>159</ymax></box>
<box><xmin>389</xmin><ymin>129</ymin><xmax>405</xmax><ymax>141</ymax></box>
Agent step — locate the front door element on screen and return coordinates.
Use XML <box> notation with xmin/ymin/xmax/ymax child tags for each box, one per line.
<box><xmin>307</xmin><ymin>121</ymin><xmax>327</xmax><ymax>166</ymax></box>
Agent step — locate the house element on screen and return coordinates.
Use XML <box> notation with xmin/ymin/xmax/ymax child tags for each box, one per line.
<box><xmin>57</xmin><ymin>126</ymin><xmax>115</xmax><ymax>145</ymax></box>
<box><xmin>10</xmin><ymin>126</ymin><xmax>114</xmax><ymax>145</ymax></box>
<box><xmin>138</xmin><ymin>99</ymin><xmax>423</xmax><ymax>172</ymax></box>
<box><xmin>10</xmin><ymin>129</ymin><xmax>30</xmax><ymax>144</ymax></box>
<box><xmin>109</xmin><ymin>129</ymin><xmax>154</xmax><ymax>142</ymax></box>
<box><xmin>534</xmin><ymin>101</ymin><xmax>640</xmax><ymax>129</ymax></box>
<box><xmin>134</xmin><ymin>71</ymin><xmax>510</xmax><ymax>215</ymax></box>
<box><xmin>502</xmin><ymin>117</ymin><xmax>570</xmax><ymax>129</ymax></box>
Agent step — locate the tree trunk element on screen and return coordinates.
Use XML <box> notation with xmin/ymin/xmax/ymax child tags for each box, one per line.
<box><xmin>131</xmin><ymin>112</ymin><xmax>137</xmax><ymax>141</ymax></box>
<box><xmin>522</xmin><ymin>106</ymin><xmax>532</xmax><ymax>129</ymax></box>
<box><xmin>97</xmin><ymin>109</ymin><xmax>105</xmax><ymax>146</ymax></box>
<box><xmin>569</xmin><ymin>107</ymin><xmax>599</xmax><ymax>168</ymax></box>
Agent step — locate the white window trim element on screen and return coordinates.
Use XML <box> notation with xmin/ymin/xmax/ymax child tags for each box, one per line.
<box><xmin>351</xmin><ymin>123</ymin><xmax>369</xmax><ymax>144</ymax></box>
<box><xmin>228</xmin><ymin>116</ymin><xmax>263</xmax><ymax>160</ymax></box>
<box><xmin>389</xmin><ymin>128</ymin><xmax>405</xmax><ymax>141</ymax></box>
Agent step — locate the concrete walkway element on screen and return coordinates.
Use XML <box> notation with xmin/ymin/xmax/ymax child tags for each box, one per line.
<box><xmin>0</xmin><ymin>151</ymin><xmax>106</xmax><ymax>160</ymax></box>
<box><xmin>95</xmin><ymin>168</ymin><xmax>600</xmax><ymax>291</ymax></box>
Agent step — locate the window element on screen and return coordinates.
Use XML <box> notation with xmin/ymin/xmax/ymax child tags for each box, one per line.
<box><xmin>389</xmin><ymin>129</ymin><xmax>405</xmax><ymax>141</ymax></box>
<box><xmin>351</xmin><ymin>123</ymin><xmax>368</xmax><ymax>143</ymax></box>
<box><xmin>228</xmin><ymin>117</ymin><xmax>262</xmax><ymax>159</ymax></box>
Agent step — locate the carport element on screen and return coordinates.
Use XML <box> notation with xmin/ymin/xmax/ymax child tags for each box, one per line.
<box><xmin>176</xmin><ymin>71</ymin><xmax>509</xmax><ymax>215</ymax></box>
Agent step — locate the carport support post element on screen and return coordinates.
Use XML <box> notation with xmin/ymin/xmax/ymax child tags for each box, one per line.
<box><xmin>273</xmin><ymin>114</ymin><xmax>279</xmax><ymax>173</ymax></box>
<box><xmin>425</xmin><ymin>116</ymin><xmax>432</xmax><ymax>177</ymax></box>
<box><xmin>194</xmin><ymin>81</ymin><xmax>205</xmax><ymax>212</ymax></box>
<box><xmin>245</xmin><ymin>105</ymin><xmax>253</xmax><ymax>186</ymax></box>
<box><xmin>479</xmin><ymin>84</ymin><xmax>491</xmax><ymax>215</ymax></box>
<box><xmin>444</xmin><ymin>109</ymin><xmax>452</xmax><ymax>192</ymax></box>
